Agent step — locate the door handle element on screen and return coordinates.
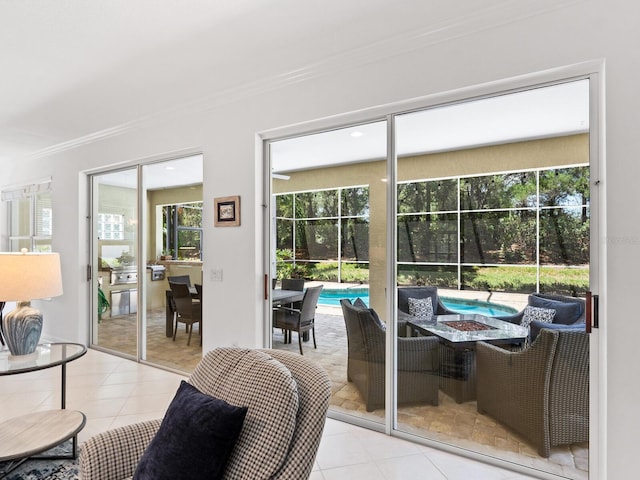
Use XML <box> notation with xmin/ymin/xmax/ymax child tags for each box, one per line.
<box><xmin>264</xmin><ymin>274</ymin><xmax>269</xmax><ymax>301</ymax></box>
<box><xmin>585</xmin><ymin>291</ymin><xmax>599</xmax><ymax>333</ymax></box>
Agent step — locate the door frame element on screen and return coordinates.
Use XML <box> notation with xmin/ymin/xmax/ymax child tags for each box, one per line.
<box><xmin>261</xmin><ymin>60</ymin><xmax>605</xmax><ymax>477</ymax></box>
<box><xmin>86</xmin><ymin>150</ymin><xmax>205</xmax><ymax>371</ymax></box>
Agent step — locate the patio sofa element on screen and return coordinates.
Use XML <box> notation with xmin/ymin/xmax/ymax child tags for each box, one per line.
<box><xmin>496</xmin><ymin>292</ymin><xmax>586</xmax><ymax>340</ymax></box>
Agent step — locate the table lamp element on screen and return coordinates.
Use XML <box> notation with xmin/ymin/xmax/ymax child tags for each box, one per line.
<box><xmin>0</xmin><ymin>250</ymin><xmax>63</xmax><ymax>356</ymax></box>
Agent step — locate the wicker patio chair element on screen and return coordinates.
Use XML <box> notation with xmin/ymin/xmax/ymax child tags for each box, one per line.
<box><xmin>281</xmin><ymin>278</ymin><xmax>305</xmax><ymax>310</ymax></box>
<box><xmin>476</xmin><ymin>329</ymin><xmax>589</xmax><ymax>457</ymax></box>
<box><xmin>340</xmin><ymin>299</ymin><xmax>440</xmax><ymax>412</ymax></box>
<box><xmin>80</xmin><ymin>347</ymin><xmax>331</xmax><ymax>480</ymax></box>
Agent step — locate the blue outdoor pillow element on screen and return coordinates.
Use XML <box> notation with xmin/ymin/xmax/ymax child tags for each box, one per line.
<box><xmin>134</xmin><ymin>380</ymin><xmax>248</xmax><ymax>480</ymax></box>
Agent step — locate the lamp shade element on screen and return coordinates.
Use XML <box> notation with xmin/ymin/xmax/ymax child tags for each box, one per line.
<box><xmin>0</xmin><ymin>252</ymin><xmax>63</xmax><ymax>301</ymax></box>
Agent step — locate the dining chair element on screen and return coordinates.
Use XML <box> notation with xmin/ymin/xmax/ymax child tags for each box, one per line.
<box><xmin>169</xmin><ymin>281</ymin><xmax>202</xmax><ymax>346</ymax></box>
<box><xmin>281</xmin><ymin>278</ymin><xmax>304</xmax><ymax>291</ymax></box>
<box><xmin>281</xmin><ymin>278</ymin><xmax>305</xmax><ymax>310</ymax></box>
<box><xmin>167</xmin><ymin>275</ymin><xmax>192</xmax><ymax>287</ymax></box>
<box><xmin>274</xmin><ymin>285</ymin><xmax>323</xmax><ymax>355</ymax></box>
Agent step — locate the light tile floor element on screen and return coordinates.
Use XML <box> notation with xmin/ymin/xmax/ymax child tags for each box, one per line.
<box><xmin>0</xmin><ymin>347</ymin><xmax>540</xmax><ymax>479</ymax></box>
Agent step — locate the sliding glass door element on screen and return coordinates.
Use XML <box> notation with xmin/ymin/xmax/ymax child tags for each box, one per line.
<box><xmin>393</xmin><ymin>79</ymin><xmax>591</xmax><ymax>478</ymax></box>
<box><xmin>268</xmin><ymin>77</ymin><xmax>596</xmax><ymax>478</ymax></box>
<box><xmin>91</xmin><ymin>168</ymin><xmax>139</xmax><ymax>358</ymax></box>
<box><xmin>270</xmin><ymin>121</ymin><xmax>388</xmax><ymax>427</ymax></box>
<box><xmin>90</xmin><ymin>155</ymin><xmax>203</xmax><ymax>372</ymax></box>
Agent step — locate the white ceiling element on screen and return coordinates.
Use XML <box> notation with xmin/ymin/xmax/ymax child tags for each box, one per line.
<box><xmin>96</xmin><ymin>154</ymin><xmax>203</xmax><ymax>190</ymax></box>
<box><xmin>0</xmin><ymin>0</ymin><xmax>578</xmax><ymax>171</ymax></box>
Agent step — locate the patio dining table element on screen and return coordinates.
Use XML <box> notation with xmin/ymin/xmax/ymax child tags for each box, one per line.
<box><xmin>272</xmin><ymin>288</ymin><xmax>305</xmax><ymax>305</ymax></box>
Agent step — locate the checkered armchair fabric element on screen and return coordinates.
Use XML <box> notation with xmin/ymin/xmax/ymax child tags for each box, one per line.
<box><xmin>79</xmin><ymin>347</ymin><xmax>331</xmax><ymax>480</ymax></box>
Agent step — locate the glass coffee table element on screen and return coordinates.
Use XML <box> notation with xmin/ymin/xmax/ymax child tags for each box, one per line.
<box><xmin>408</xmin><ymin>314</ymin><xmax>528</xmax><ymax>403</ymax></box>
<box><xmin>0</xmin><ymin>343</ymin><xmax>87</xmax><ymax>478</ymax></box>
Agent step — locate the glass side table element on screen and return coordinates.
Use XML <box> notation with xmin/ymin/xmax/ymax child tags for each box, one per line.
<box><xmin>0</xmin><ymin>343</ymin><xmax>87</xmax><ymax>478</ymax></box>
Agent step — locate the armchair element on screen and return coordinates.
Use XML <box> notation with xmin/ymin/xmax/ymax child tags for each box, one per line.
<box><xmin>340</xmin><ymin>299</ymin><xmax>439</xmax><ymax>411</ymax></box>
<box><xmin>476</xmin><ymin>329</ymin><xmax>589</xmax><ymax>457</ymax></box>
<box><xmin>397</xmin><ymin>286</ymin><xmax>456</xmax><ymax>337</ymax></box>
<box><xmin>80</xmin><ymin>347</ymin><xmax>331</xmax><ymax>480</ymax></box>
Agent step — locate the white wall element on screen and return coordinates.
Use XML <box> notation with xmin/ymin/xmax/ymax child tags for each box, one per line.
<box><xmin>3</xmin><ymin>1</ymin><xmax>638</xmax><ymax>477</ymax></box>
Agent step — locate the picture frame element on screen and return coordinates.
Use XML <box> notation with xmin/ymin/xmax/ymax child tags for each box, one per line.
<box><xmin>214</xmin><ymin>195</ymin><xmax>241</xmax><ymax>227</ymax></box>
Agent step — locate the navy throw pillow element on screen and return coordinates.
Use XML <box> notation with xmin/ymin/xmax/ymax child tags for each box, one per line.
<box><xmin>133</xmin><ymin>380</ymin><xmax>248</xmax><ymax>480</ymax></box>
<box><xmin>529</xmin><ymin>296</ymin><xmax>582</xmax><ymax>325</ymax></box>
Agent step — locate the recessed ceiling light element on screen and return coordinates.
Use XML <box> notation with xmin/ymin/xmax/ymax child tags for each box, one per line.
<box><xmin>165</xmin><ymin>166</ymin><xmax>176</xmax><ymax>170</ymax></box>
<box><xmin>272</xmin><ymin>173</ymin><xmax>291</xmax><ymax>180</ymax></box>
<box><xmin>350</xmin><ymin>131</ymin><xmax>364</xmax><ymax>138</ymax></box>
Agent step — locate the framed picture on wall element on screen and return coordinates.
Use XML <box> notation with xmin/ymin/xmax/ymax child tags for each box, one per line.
<box><xmin>214</xmin><ymin>195</ymin><xmax>241</xmax><ymax>227</ymax></box>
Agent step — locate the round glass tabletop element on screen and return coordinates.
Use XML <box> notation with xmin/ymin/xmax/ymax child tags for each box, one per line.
<box><xmin>0</xmin><ymin>342</ymin><xmax>87</xmax><ymax>375</ymax></box>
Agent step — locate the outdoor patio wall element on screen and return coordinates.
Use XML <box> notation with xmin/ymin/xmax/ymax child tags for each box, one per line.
<box><xmin>2</xmin><ymin>1</ymin><xmax>639</xmax><ymax>477</ymax></box>
<box><xmin>397</xmin><ymin>133</ymin><xmax>588</xmax><ymax>181</ymax></box>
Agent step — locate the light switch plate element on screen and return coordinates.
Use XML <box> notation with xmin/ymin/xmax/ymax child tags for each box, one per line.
<box><xmin>210</xmin><ymin>269</ymin><xmax>223</xmax><ymax>281</ymax></box>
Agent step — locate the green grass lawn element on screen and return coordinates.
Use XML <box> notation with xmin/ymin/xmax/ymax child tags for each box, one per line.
<box><xmin>278</xmin><ymin>257</ymin><xmax>589</xmax><ymax>296</ymax></box>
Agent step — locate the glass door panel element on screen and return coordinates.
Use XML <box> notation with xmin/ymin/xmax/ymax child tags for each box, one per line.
<box><xmin>91</xmin><ymin>168</ymin><xmax>139</xmax><ymax>358</ymax></box>
<box><xmin>394</xmin><ymin>80</ymin><xmax>591</xmax><ymax>478</ymax></box>
<box><xmin>90</xmin><ymin>155</ymin><xmax>203</xmax><ymax>373</ymax></box>
<box><xmin>270</xmin><ymin>121</ymin><xmax>388</xmax><ymax>425</ymax></box>
<box><xmin>142</xmin><ymin>157</ymin><xmax>203</xmax><ymax>373</ymax></box>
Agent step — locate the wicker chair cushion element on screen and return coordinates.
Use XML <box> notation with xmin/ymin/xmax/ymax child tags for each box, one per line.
<box><xmin>529</xmin><ymin>296</ymin><xmax>581</xmax><ymax>325</ymax></box>
<box><xmin>398</xmin><ymin>287</ymin><xmax>438</xmax><ymax>314</ymax></box>
<box><xmin>189</xmin><ymin>349</ymin><xmax>299</xmax><ymax>480</ymax></box>
<box><xmin>521</xmin><ymin>305</ymin><xmax>555</xmax><ymax>329</ymax></box>
<box><xmin>133</xmin><ymin>381</ymin><xmax>247</xmax><ymax>480</ymax></box>
<box><xmin>408</xmin><ymin>297</ymin><xmax>434</xmax><ymax>320</ymax></box>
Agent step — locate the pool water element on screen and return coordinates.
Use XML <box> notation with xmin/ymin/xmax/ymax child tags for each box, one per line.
<box><xmin>440</xmin><ymin>297</ymin><xmax>518</xmax><ymax>316</ymax></box>
<box><xmin>318</xmin><ymin>287</ymin><xmax>370</xmax><ymax>307</ymax></box>
<box><xmin>318</xmin><ymin>288</ymin><xmax>517</xmax><ymax>316</ymax></box>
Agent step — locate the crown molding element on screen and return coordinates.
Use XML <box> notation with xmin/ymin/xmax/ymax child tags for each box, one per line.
<box><xmin>23</xmin><ymin>0</ymin><xmax>583</xmax><ymax>161</ymax></box>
